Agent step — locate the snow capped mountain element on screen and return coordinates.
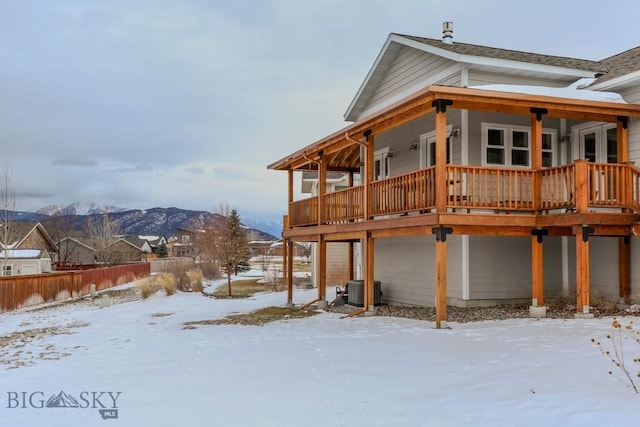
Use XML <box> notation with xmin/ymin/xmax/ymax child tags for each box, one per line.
<box><xmin>38</xmin><ymin>201</ymin><xmax>127</xmax><ymax>216</ymax></box>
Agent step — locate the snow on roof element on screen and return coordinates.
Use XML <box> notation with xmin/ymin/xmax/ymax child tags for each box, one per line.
<box><xmin>470</xmin><ymin>78</ymin><xmax>626</xmax><ymax>103</ymax></box>
<box><xmin>138</xmin><ymin>235</ymin><xmax>160</xmax><ymax>241</ymax></box>
<box><xmin>0</xmin><ymin>249</ymin><xmax>43</xmax><ymax>258</ymax></box>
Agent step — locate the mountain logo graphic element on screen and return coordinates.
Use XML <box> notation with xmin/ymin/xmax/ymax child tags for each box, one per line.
<box><xmin>45</xmin><ymin>391</ymin><xmax>80</xmax><ymax>408</ymax></box>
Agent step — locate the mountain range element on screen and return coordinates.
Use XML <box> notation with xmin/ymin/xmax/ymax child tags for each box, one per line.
<box><xmin>15</xmin><ymin>203</ymin><xmax>280</xmax><ymax>240</ymax></box>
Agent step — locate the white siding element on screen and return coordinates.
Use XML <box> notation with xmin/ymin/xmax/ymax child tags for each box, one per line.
<box><xmin>374</xmin><ymin>235</ymin><xmax>463</xmax><ymax>307</ymax></box>
<box><xmin>363</xmin><ymin>47</ymin><xmax>459</xmax><ymax>116</ymax></box>
<box><xmin>588</xmin><ymin>237</ymin><xmax>620</xmax><ymax>301</ymax></box>
<box><xmin>468</xmin><ymin>70</ymin><xmax>575</xmax><ymax>87</ymax></box>
<box><xmin>374</xmin><ymin>111</ymin><xmax>463</xmax><ymax>176</ymax></box>
<box><xmin>469</xmin><ymin>236</ymin><xmax>563</xmax><ymax>301</ymax></box>
<box><xmin>616</xmin><ymin>86</ymin><xmax>640</xmax><ymax>163</ymax></box>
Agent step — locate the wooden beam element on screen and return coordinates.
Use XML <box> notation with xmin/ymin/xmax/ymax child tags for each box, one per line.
<box><xmin>575</xmin><ymin>233</ymin><xmax>590</xmax><ymax>314</ymax></box>
<box><xmin>365</xmin><ymin>232</ymin><xmax>375</xmax><ymax>311</ymax></box>
<box><xmin>619</xmin><ymin>237</ymin><xmax>631</xmax><ymax>303</ymax></box>
<box><xmin>318</xmin><ymin>236</ymin><xmax>327</xmax><ymax>303</ymax></box>
<box><xmin>531</xmin><ymin>111</ymin><xmax>543</xmax><ymax>212</ymax></box>
<box><xmin>435</xmin><ymin>237</ymin><xmax>448</xmax><ymax>328</ymax></box>
<box><xmin>318</xmin><ymin>159</ymin><xmax>327</xmax><ymax>226</ymax></box>
<box><xmin>435</xmin><ymin>105</ymin><xmax>448</xmax><ymax>212</ymax></box>
<box><xmin>531</xmin><ymin>236</ymin><xmax>544</xmax><ymax>306</ymax></box>
<box><xmin>618</xmin><ymin>118</ymin><xmax>629</xmax><ymax>163</ymax></box>
<box><xmin>286</xmin><ymin>239</ymin><xmax>294</xmax><ymax>305</ymax></box>
<box><xmin>364</xmin><ymin>133</ymin><xmax>374</xmax><ymax>220</ymax></box>
<box><xmin>574</xmin><ymin>160</ymin><xmax>589</xmax><ymax>213</ymax></box>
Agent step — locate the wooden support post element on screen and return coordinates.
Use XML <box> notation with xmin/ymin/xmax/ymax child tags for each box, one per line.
<box><xmin>364</xmin><ymin>232</ymin><xmax>375</xmax><ymax>312</ymax></box>
<box><xmin>364</xmin><ymin>131</ymin><xmax>374</xmax><ymax>220</ymax></box>
<box><xmin>435</xmin><ymin>236</ymin><xmax>448</xmax><ymax>328</ymax></box>
<box><xmin>619</xmin><ymin>236</ymin><xmax>631</xmax><ymax>303</ymax></box>
<box><xmin>287</xmin><ymin>238</ymin><xmax>294</xmax><ymax>306</ymax></box>
<box><xmin>318</xmin><ymin>236</ymin><xmax>327</xmax><ymax>306</ymax></box>
<box><xmin>318</xmin><ymin>159</ymin><xmax>327</xmax><ymax>226</ymax></box>
<box><xmin>575</xmin><ymin>229</ymin><xmax>591</xmax><ymax>314</ymax></box>
<box><xmin>288</xmin><ymin>169</ymin><xmax>294</xmax><ymax>215</ymax></box>
<box><xmin>531</xmin><ymin>110</ymin><xmax>544</xmax><ymax>212</ymax></box>
<box><xmin>574</xmin><ymin>160</ymin><xmax>589</xmax><ymax>213</ymax></box>
<box><xmin>433</xmin><ymin>101</ymin><xmax>449</xmax><ymax>213</ymax></box>
<box><xmin>617</xmin><ymin>116</ymin><xmax>628</xmax><ymax>163</ymax></box>
<box><xmin>531</xmin><ymin>236</ymin><xmax>543</xmax><ymax>306</ymax></box>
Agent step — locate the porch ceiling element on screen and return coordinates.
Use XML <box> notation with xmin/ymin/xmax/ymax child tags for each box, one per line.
<box><xmin>267</xmin><ymin>85</ymin><xmax>640</xmax><ymax>172</ymax></box>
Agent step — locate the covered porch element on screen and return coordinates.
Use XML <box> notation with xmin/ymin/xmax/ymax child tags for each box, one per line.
<box><xmin>269</xmin><ymin>85</ymin><xmax>640</xmax><ymax>328</ymax></box>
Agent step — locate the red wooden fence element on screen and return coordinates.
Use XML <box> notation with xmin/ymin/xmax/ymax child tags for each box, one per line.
<box><xmin>0</xmin><ymin>263</ymin><xmax>150</xmax><ymax>313</ymax></box>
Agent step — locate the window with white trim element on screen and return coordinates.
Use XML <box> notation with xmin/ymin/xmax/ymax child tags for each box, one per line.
<box><xmin>481</xmin><ymin>123</ymin><xmax>557</xmax><ymax>167</ymax></box>
<box><xmin>3</xmin><ymin>265</ymin><xmax>11</xmax><ymax>276</ymax></box>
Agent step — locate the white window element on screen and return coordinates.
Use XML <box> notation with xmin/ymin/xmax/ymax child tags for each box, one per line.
<box><xmin>3</xmin><ymin>265</ymin><xmax>11</xmax><ymax>276</ymax></box>
<box><xmin>373</xmin><ymin>148</ymin><xmax>391</xmax><ymax>180</ymax></box>
<box><xmin>181</xmin><ymin>235</ymin><xmax>190</xmax><ymax>243</ymax></box>
<box><xmin>481</xmin><ymin>123</ymin><xmax>557</xmax><ymax>167</ymax></box>
<box><xmin>419</xmin><ymin>125</ymin><xmax>453</xmax><ymax>168</ymax></box>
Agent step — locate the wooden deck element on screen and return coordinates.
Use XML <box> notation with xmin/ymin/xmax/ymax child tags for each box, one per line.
<box><xmin>287</xmin><ymin>161</ymin><xmax>640</xmax><ymax>231</ymax></box>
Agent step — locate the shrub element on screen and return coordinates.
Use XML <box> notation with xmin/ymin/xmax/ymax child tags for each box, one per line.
<box><xmin>186</xmin><ymin>268</ymin><xmax>204</xmax><ymax>293</ymax></box>
<box><xmin>136</xmin><ymin>277</ymin><xmax>161</xmax><ymax>299</ymax></box>
<box><xmin>156</xmin><ymin>273</ymin><xmax>177</xmax><ymax>296</ymax></box>
<box><xmin>592</xmin><ymin>317</ymin><xmax>640</xmax><ymax>394</ymax></box>
<box><xmin>200</xmin><ymin>262</ymin><xmax>221</xmax><ymax>280</ymax></box>
<box><xmin>262</xmin><ymin>267</ymin><xmax>286</xmax><ymax>292</ymax></box>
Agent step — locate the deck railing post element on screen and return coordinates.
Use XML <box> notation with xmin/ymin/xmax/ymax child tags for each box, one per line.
<box><xmin>574</xmin><ymin>159</ymin><xmax>589</xmax><ymax>213</ymax></box>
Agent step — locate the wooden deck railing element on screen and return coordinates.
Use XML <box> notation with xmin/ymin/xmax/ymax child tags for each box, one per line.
<box><xmin>370</xmin><ymin>168</ymin><xmax>436</xmax><ymax>216</ymax></box>
<box><xmin>325</xmin><ymin>185</ymin><xmax>364</xmax><ymax>223</ymax></box>
<box><xmin>540</xmin><ymin>164</ymin><xmax>575</xmax><ymax>211</ymax></box>
<box><xmin>287</xmin><ymin>162</ymin><xmax>640</xmax><ymax>227</ymax></box>
<box><xmin>447</xmin><ymin>165</ymin><xmax>534</xmax><ymax>210</ymax></box>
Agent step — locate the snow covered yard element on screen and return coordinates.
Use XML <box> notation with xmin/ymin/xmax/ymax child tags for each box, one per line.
<box><xmin>1</xmin><ymin>281</ymin><xmax>639</xmax><ymax>427</ymax></box>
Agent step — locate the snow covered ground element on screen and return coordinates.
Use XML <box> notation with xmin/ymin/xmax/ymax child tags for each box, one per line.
<box><xmin>1</xmin><ymin>276</ymin><xmax>639</xmax><ymax>427</ymax></box>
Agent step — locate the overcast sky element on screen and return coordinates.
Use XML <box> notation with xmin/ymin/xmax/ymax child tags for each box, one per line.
<box><xmin>2</xmin><ymin>0</ymin><xmax>639</xmax><ymax>221</ymax></box>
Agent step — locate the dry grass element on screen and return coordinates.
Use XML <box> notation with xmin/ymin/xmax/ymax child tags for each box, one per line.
<box><xmin>186</xmin><ymin>268</ymin><xmax>204</xmax><ymax>292</ymax></box>
<box><xmin>156</xmin><ymin>273</ymin><xmax>177</xmax><ymax>296</ymax></box>
<box><xmin>136</xmin><ymin>277</ymin><xmax>162</xmax><ymax>299</ymax></box>
<box><xmin>183</xmin><ymin>306</ymin><xmax>319</xmax><ymax>328</ymax></box>
<box><xmin>212</xmin><ymin>278</ymin><xmax>266</xmax><ymax>298</ymax></box>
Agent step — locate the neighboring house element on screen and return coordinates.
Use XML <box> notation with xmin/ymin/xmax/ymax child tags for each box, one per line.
<box><xmin>139</xmin><ymin>235</ymin><xmax>167</xmax><ymax>254</ymax></box>
<box><xmin>56</xmin><ymin>237</ymin><xmax>98</xmax><ymax>267</ymax></box>
<box><xmin>248</xmin><ymin>240</ymin><xmax>275</xmax><ymax>257</ymax></box>
<box><xmin>169</xmin><ymin>227</ymin><xmax>202</xmax><ymax>258</ymax></box>
<box><xmin>268</xmin><ymin>241</ymin><xmax>307</xmax><ymax>257</ymax></box>
<box><xmin>268</xmin><ymin>23</ymin><xmax>640</xmax><ymax>327</ymax></box>
<box><xmin>0</xmin><ymin>221</ymin><xmax>57</xmax><ymax>276</ymax></box>
<box><xmin>102</xmin><ymin>236</ymin><xmax>152</xmax><ymax>264</ymax></box>
<box><xmin>0</xmin><ymin>249</ymin><xmax>52</xmax><ymax>275</ymax></box>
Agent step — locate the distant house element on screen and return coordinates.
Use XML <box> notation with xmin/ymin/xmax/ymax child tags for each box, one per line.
<box><xmin>105</xmin><ymin>236</ymin><xmax>152</xmax><ymax>263</ymax></box>
<box><xmin>0</xmin><ymin>221</ymin><xmax>57</xmax><ymax>276</ymax></box>
<box><xmin>168</xmin><ymin>227</ymin><xmax>203</xmax><ymax>258</ymax></box>
<box><xmin>247</xmin><ymin>240</ymin><xmax>274</xmax><ymax>257</ymax></box>
<box><xmin>0</xmin><ymin>249</ymin><xmax>52</xmax><ymax>275</ymax></box>
<box><xmin>56</xmin><ymin>237</ymin><xmax>98</xmax><ymax>267</ymax></box>
<box><xmin>138</xmin><ymin>235</ymin><xmax>167</xmax><ymax>254</ymax></box>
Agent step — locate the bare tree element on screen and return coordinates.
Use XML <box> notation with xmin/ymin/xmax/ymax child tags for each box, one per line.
<box><xmin>0</xmin><ymin>162</ymin><xmax>17</xmax><ymax>276</ymax></box>
<box><xmin>84</xmin><ymin>211</ymin><xmax>121</xmax><ymax>265</ymax></box>
<box><xmin>41</xmin><ymin>205</ymin><xmax>76</xmax><ymax>267</ymax></box>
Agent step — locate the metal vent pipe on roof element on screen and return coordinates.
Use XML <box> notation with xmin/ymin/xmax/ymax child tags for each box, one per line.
<box><xmin>442</xmin><ymin>21</ymin><xmax>453</xmax><ymax>44</ymax></box>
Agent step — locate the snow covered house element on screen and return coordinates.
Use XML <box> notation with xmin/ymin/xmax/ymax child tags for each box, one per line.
<box><xmin>0</xmin><ymin>221</ymin><xmax>56</xmax><ymax>276</ymax></box>
<box><xmin>268</xmin><ymin>23</ymin><xmax>640</xmax><ymax>327</ymax></box>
